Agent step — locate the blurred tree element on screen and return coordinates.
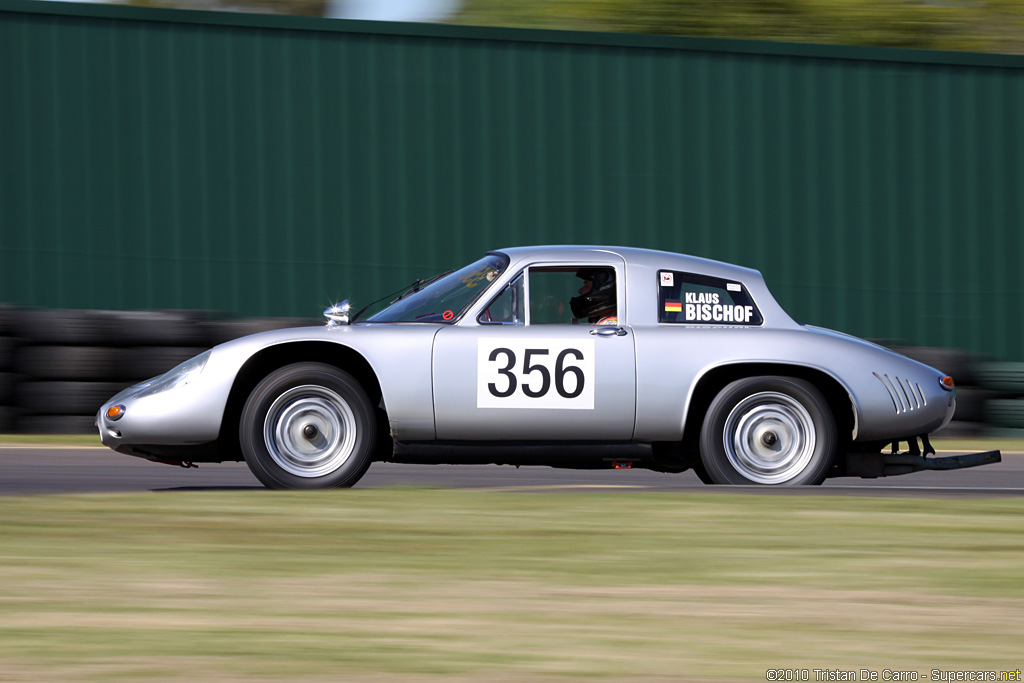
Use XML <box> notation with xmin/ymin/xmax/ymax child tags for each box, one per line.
<box><xmin>453</xmin><ymin>0</ymin><xmax>1024</xmax><ymax>54</ymax></box>
<box><xmin>116</xmin><ymin>0</ymin><xmax>1024</xmax><ymax>53</ymax></box>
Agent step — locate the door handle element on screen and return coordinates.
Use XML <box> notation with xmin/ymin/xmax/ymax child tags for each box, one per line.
<box><xmin>589</xmin><ymin>327</ymin><xmax>628</xmax><ymax>337</ymax></box>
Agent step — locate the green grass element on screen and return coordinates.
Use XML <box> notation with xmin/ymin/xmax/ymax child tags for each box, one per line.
<box><xmin>0</xmin><ymin>433</ymin><xmax>105</xmax><ymax>447</ymax></box>
<box><xmin>0</xmin><ymin>491</ymin><xmax>1022</xmax><ymax>681</ymax></box>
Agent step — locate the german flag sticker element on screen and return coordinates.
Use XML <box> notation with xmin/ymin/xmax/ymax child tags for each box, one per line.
<box><xmin>664</xmin><ymin>302</ymin><xmax>682</xmax><ymax>312</ymax></box>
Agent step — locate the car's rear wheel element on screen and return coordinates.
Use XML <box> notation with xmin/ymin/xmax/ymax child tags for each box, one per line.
<box><xmin>700</xmin><ymin>376</ymin><xmax>836</xmax><ymax>485</ymax></box>
<box><xmin>240</xmin><ymin>363</ymin><xmax>375</xmax><ymax>489</ymax></box>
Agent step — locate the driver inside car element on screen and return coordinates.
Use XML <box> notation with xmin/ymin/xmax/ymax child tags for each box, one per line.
<box><xmin>571</xmin><ymin>268</ymin><xmax>617</xmax><ymax>325</ymax></box>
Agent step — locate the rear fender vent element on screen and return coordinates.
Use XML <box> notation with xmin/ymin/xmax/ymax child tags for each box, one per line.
<box><xmin>873</xmin><ymin>373</ymin><xmax>927</xmax><ymax>414</ymax></box>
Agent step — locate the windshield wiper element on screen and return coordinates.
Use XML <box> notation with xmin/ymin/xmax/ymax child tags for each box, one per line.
<box><xmin>349</xmin><ymin>269</ymin><xmax>455</xmax><ymax>323</ymax></box>
<box><xmin>393</xmin><ymin>269</ymin><xmax>455</xmax><ymax>302</ymax></box>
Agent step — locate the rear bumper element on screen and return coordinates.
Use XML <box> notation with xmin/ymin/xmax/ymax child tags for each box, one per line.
<box><xmin>843</xmin><ymin>449</ymin><xmax>1002</xmax><ymax>478</ymax></box>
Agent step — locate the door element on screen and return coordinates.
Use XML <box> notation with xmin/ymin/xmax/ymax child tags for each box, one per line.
<box><xmin>432</xmin><ymin>261</ymin><xmax>637</xmax><ymax>441</ymax></box>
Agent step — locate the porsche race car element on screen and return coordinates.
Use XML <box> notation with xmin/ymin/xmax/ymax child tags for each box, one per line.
<box><xmin>97</xmin><ymin>245</ymin><xmax>1000</xmax><ymax>488</ymax></box>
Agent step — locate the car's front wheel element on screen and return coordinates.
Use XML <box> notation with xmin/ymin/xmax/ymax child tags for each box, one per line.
<box><xmin>240</xmin><ymin>363</ymin><xmax>375</xmax><ymax>489</ymax></box>
<box><xmin>699</xmin><ymin>376</ymin><xmax>836</xmax><ymax>485</ymax></box>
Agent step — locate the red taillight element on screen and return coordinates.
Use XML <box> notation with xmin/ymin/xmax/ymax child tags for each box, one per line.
<box><xmin>939</xmin><ymin>376</ymin><xmax>955</xmax><ymax>391</ymax></box>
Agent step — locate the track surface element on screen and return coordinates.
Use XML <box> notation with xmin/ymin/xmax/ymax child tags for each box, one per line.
<box><xmin>1</xmin><ymin>445</ymin><xmax>1021</xmax><ymax>496</ymax></box>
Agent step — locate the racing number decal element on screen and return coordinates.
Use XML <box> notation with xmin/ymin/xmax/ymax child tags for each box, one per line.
<box><xmin>477</xmin><ymin>339</ymin><xmax>595</xmax><ymax>409</ymax></box>
<box><xmin>487</xmin><ymin>348</ymin><xmax>585</xmax><ymax>399</ymax></box>
<box><xmin>487</xmin><ymin>348</ymin><xmax>518</xmax><ymax>398</ymax></box>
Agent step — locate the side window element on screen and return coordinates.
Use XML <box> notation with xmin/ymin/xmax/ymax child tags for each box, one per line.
<box><xmin>479</xmin><ymin>274</ymin><xmax>524</xmax><ymax>324</ymax></box>
<box><xmin>658</xmin><ymin>271</ymin><xmax>763</xmax><ymax>325</ymax></box>
<box><xmin>529</xmin><ymin>266</ymin><xmax>617</xmax><ymax>325</ymax></box>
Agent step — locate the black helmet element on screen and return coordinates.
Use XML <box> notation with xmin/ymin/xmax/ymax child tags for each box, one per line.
<box><xmin>570</xmin><ymin>268</ymin><xmax>616</xmax><ymax>320</ymax></box>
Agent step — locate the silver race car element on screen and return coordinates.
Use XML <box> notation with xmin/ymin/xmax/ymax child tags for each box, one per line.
<box><xmin>97</xmin><ymin>246</ymin><xmax>1000</xmax><ymax>488</ymax></box>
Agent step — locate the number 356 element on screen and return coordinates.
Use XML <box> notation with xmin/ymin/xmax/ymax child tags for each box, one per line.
<box><xmin>487</xmin><ymin>347</ymin><xmax>585</xmax><ymax>399</ymax></box>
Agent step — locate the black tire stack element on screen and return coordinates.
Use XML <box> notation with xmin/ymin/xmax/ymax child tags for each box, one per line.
<box><xmin>975</xmin><ymin>362</ymin><xmax>1024</xmax><ymax>433</ymax></box>
<box><xmin>2</xmin><ymin>308</ymin><xmax>317</xmax><ymax>434</ymax></box>
<box><xmin>4</xmin><ymin>312</ymin><xmax>1015</xmax><ymax>437</ymax></box>
<box><xmin>103</xmin><ymin>310</ymin><xmax>212</xmax><ymax>383</ymax></box>
<box><xmin>0</xmin><ymin>304</ymin><xmax>19</xmax><ymax>432</ymax></box>
<box><xmin>14</xmin><ymin>309</ymin><xmax>130</xmax><ymax>434</ymax></box>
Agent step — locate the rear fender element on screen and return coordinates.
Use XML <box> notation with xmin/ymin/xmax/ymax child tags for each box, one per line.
<box><xmin>682</xmin><ymin>363</ymin><xmax>857</xmax><ymax>452</ymax></box>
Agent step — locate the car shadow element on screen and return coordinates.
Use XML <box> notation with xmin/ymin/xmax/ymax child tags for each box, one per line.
<box><xmin>152</xmin><ymin>486</ymin><xmax>266</xmax><ymax>492</ymax></box>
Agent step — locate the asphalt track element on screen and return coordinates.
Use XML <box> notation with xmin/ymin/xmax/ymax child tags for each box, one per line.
<box><xmin>1</xmin><ymin>444</ymin><xmax>1021</xmax><ymax>496</ymax></box>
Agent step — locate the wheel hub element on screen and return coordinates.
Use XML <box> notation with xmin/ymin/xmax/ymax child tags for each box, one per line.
<box><xmin>263</xmin><ymin>385</ymin><xmax>357</xmax><ymax>478</ymax></box>
<box><xmin>723</xmin><ymin>391</ymin><xmax>815</xmax><ymax>484</ymax></box>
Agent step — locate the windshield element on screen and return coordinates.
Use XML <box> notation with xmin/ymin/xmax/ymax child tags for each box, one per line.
<box><xmin>366</xmin><ymin>253</ymin><xmax>508</xmax><ymax>323</ymax></box>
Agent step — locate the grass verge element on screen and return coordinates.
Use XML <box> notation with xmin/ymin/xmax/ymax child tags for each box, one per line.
<box><xmin>0</xmin><ymin>434</ymin><xmax>105</xmax><ymax>447</ymax></box>
<box><xmin>0</xmin><ymin>490</ymin><xmax>1022</xmax><ymax>681</ymax></box>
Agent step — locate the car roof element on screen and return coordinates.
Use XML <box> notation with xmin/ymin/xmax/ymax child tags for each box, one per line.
<box><xmin>493</xmin><ymin>245</ymin><xmax>762</xmax><ymax>281</ymax></box>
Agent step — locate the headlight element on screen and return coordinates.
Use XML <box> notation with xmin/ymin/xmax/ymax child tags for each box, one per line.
<box><xmin>134</xmin><ymin>350</ymin><xmax>212</xmax><ymax>399</ymax></box>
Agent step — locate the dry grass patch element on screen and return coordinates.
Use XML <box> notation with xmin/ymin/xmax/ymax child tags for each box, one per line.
<box><xmin>0</xmin><ymin>491</ymin><xmax>1021</xmax><ymax>680</ymax></box>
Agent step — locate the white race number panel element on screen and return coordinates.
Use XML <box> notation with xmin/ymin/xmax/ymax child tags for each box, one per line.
<box><xmin>477</xmin><ymin>338</ymin><xmax>595</xmax><ymax>409</ymax></box>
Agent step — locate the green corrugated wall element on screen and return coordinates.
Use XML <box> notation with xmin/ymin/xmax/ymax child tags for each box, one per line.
<box><xmin>1</xmin><ymin>0</ymin><xmax>1023</xmax><ymax>359</ymax></box>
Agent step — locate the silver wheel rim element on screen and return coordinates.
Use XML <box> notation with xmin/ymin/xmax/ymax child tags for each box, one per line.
<box><xmin>723</xmin><ymin>391</ymin><xmax>815</xmax><ymax>484</ymax></box>
<box><xmin>263</xmin><ymin>385</ymin><xmax>357</xmax><ymax>478</ymax></box>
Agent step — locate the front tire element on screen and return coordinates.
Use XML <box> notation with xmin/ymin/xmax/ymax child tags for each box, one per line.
<box><xmin>240</xmin><ymin>363</ymin><xmax>376</xmax><ymax>489</ymax></box>
<box><xmin>700</xmin><ymin>376</ymin><xmax>836</xmax><ymax>485</ymax></box>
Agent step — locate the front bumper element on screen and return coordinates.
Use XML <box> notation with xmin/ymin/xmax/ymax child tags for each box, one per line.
<box><xmin>96</xmin><ymin>360</ymin><xmax>236</xmax><ymax>461</ymax></box>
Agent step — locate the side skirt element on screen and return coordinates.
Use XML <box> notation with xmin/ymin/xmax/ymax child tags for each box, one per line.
<box><xmin>387</xmin><ymin>440</ymin><xmax>654</xmax><ymax>470</ymax></box>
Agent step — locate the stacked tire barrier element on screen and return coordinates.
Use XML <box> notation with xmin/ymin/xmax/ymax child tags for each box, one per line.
<box><xmin>0</xmin><ymin>307</ymin><xmax>1015</xmax><ymax>436</ymax></box>
<box><xmin>0</xmin><ymin>305</ymin><xmax>19</xmax><ymax>433</ymax></box>
<box><xmin>0</xmin><ymin>307</ymin><xmax>314</xmax><ymax>435</ymax></box>
<box><xmin>975</xmin><ymin>362</ymin><xmax>1024</xmax><ymax>433</ymax></box>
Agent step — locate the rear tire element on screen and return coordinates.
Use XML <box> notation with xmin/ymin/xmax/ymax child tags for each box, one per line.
<box><xmin>240</xmin><ymin>363</ymin><xmax>375</xmax><ymax>490</ymax></box>
<box><xmin>700</xmin><ymin>376</ymin><xmax>836</xmax><ymax>485</ymax></box>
